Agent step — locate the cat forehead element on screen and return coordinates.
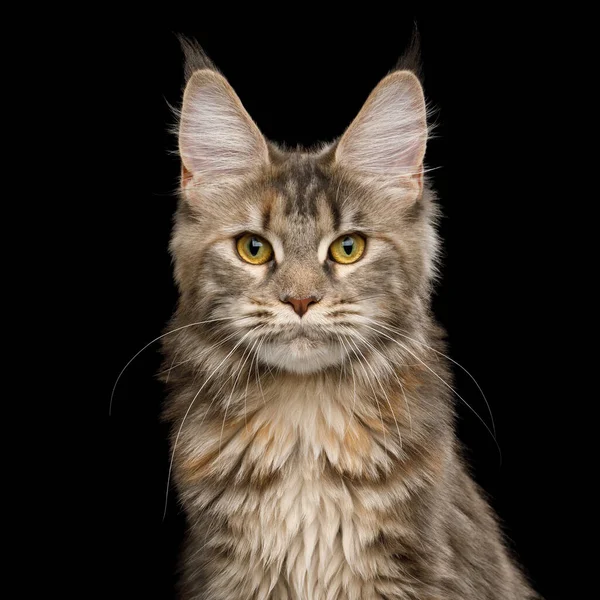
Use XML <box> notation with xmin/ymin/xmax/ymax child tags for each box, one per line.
<box><xmin>260</xmin><ymin>152</ymin><xmax>350</xmax><ymax>235</ymax></box>
<box><xmin>270</xmin><ymin>154</ymin><xmax>334</xmax><ymax>215</ymax></box>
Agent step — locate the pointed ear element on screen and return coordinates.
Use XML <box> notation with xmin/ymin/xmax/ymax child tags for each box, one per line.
<box><xmin>178</xmin><ymin>70</ymin><xmax>269</xmax><ymax>186</ymax></box>
<box><xmin>335</xmin><ymin>71</ymin><xmax>428</xmax><ymax>182</ymax></box>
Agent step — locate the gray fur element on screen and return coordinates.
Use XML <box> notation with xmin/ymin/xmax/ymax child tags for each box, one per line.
<box><xmin>161</xmin><ymin>41</ymin><xmax>541</xmax><ymax>600</ymax></box>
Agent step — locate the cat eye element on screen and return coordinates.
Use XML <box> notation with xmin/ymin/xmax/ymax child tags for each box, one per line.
<box><xmin>329</xmin><ymin>234</ymin><xmax>366</xmax><ymax>264</ymax></box>
<box><xmin>236</xmin><ymin>234</ymin><xmax>274</xmax><ymax>265</ymax></box>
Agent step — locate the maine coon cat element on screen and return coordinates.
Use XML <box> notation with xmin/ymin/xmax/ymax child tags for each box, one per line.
<box><xmin>162</xmin><ymin>40</ymin><xmax>540</xmax><ymax>600</ymax></box>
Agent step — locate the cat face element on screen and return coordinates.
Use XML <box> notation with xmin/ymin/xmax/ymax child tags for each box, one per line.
<box><xmin>171</xmin><ymin>69</ymin><xmax>437</xmax><ymax>374</ymax></box>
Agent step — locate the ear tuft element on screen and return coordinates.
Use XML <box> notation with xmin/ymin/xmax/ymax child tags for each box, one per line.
<box><xmin>395</xmin><ymin>27</ymin><xmax>424</xmax><ymax>81</ymax></box>
<box><xmin>178</xmin><ymin>70</ymin><xmax>269</xmax><ymax>185</ymax></box>
<box><xmin>177</xmin><ymin>35</ymin><xmax>218</xmax><ymax>81</ymax></box>
<box><xmin>335</xmin><ymin>70</ymin><xmax>428</xmax><ymax>181</ymax></box>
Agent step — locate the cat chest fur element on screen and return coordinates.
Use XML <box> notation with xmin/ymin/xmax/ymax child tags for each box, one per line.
<box><xmin>176</xmin><ymin>382</ymin><xmax>414</xmax><ymax>599</ymax></box>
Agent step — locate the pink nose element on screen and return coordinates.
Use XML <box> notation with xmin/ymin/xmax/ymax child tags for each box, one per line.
<box><xmin>284</xmin><ymin>296</ymin><xmax>319</xmax><ymax>318</ymax></box>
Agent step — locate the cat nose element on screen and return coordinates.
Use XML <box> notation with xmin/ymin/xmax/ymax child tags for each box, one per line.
<box><xmin>282</xmin><ymin>296</ymin><xmax>319</xmax><ymax>318</ymax></box>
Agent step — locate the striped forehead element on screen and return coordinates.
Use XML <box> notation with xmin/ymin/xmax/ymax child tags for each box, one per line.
<box><xmin>263</xmin><ymin>157</ymin><xmax>340</xmax><ymax>240</ymax></box>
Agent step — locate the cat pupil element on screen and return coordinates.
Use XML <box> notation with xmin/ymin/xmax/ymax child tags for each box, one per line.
<box><xmin>249</xmin><ymin>238</ymin><xmax>262</xmax><ymax>256</ymax></box>
<box><xmin>342</xmin><ymin>237</ymin><xmax>354</xmax><ymax>255</ymax></box>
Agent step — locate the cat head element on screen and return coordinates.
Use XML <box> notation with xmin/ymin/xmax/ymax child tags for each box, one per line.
<box><xmin>170</xmin><ymin>47</ymin><xmax>438</xmax><ymax>375</ymax></box>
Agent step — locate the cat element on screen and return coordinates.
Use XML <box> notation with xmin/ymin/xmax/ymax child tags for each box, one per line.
<box><xmin>161</xmin><ymin>39</ymin><xmax>540</xmax><ymax>600</ymax></box>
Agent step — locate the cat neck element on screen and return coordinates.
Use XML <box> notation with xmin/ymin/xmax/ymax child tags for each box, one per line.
<box><xmin>170</xmin><ymin>360</ymin><xmax>453</xmax><ymax>497</ymax></box>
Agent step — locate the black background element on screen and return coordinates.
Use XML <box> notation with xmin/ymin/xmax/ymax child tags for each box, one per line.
<box><xmin>106</xmin><ymin>17</ymin><xmax>578</xmax><ymax>599</ymax></box>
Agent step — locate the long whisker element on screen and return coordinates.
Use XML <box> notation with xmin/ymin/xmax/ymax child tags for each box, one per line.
<box><xmin>156</xmin><ymin>329</ymin><xmax>241</xmax><ymax>377</ymax></box>
<box><xmin>348</xmin><ymin>336</ymin><xmax>402</xmax><ymax>451</ymax></box>
<box><xmin>219</xmin><ymin>336</ymin><xmax>262</xmax><ymax>451</ymax></box>
<box><xmin>254</xmin><ymin>335</ymin><xmax>268</xmax><ymax>407</ymax></box>
<box><xmin>351</xmin><ymin>329</ymin><xmax>413</xmax><ymax>436</ymax></box>
<box><xmin>345</xmin><ymin>337</ymin><xmax>388</xmax><ymax>455</ymax></box>
<box><xmin>164</xmin><ymin>348</ymin><xmax>181</xmax><ymax>385</ymax></box>
<box><xmin>361</xmin><ymin>322</ymin><xmax>501</xmax><ymax>463</ymax></box>
<box><xmin>110</xmin><ymin>316</ymin><xmax>244</xmax><ymax>416</ymax></box>
<box><xmin>398</xmin><ymin>378</ymin><xmax>413</xmax><ymax>435</ymax></box>
<box><xmin>362</xmin><ymin>317</ymin><xmax>496</xmax><ymax>438</ymax></box>
<box><xmin>163</xmin><ymin>326</ymin><xmax>260</xmax><ymax>520</ymax></box>
<box><xmin>243</xmin><ymin>337</ymin><xmax>262</xmax><ymax>431</ymax></box>
<box><xmin>217</xmin><ymin>352</ymin><xmax>248</xmax><ymax>455</ymax></box>
<box><xmin>336</xmin><ymin>334</ymin><xmax>358</xmax><ymax>441</ymax></box>
<box><xmin>337</xmin><ymin>335</ymin><xmax>347</xmax><ymax>394</ymax></box>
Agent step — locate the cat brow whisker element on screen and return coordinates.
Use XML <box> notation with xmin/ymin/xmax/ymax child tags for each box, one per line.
<box><xmin>109</xmin><ymin>316</ymin><xmax>245</xmax><ymax>416</ymax></box>
<box><xmin>335</xmin><ymin>171</ymin><xmax>346</xmax><ymax>208</ymax></box>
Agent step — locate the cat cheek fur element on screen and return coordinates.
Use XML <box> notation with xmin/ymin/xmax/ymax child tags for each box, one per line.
<box><xmin>161</xmin><ymin>39</ymin><xmax>540</xmax><ymax>600</ymax></box>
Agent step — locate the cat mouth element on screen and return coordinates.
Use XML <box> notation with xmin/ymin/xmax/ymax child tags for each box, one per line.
<box><xmin>276</xmin><ymin>327</ymin><xmax>326</xmax><ymax>344</ymax></box>
<box><xmin>259</xmin><ymin>334</ymin><xmax>345</xmax><ymax>374</ymax></box>
<box><xmin>288</xmin><ymin>333</ymin><xmax>322</xmax><ymax>347</ymax></box>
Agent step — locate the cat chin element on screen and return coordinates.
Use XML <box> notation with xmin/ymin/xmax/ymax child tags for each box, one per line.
<box><xmin>259</xmin><ymin>338</ymin><xmax>345</xmax><ymax>374</ymax></box>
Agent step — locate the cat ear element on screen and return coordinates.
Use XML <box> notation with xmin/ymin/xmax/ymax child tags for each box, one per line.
<box><xmin>178</xmin><ymin>70</ymin><xmax>269</xmax><ymax>186</ymax></box>
<box><xmin>335</xmin><ymin>71</ymin><xmax>427</xmax><ymax>181</ymax></box>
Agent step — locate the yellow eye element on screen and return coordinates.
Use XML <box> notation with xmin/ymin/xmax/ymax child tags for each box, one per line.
<box><xmin>329</xmin><ymin>234</ymin><xmax>366</xmax><ymax>264</ymax></box>
<box><xmin>236</xmin><ymin>234</ymin><xmax>274</xmax><ymax>265</ymax></box>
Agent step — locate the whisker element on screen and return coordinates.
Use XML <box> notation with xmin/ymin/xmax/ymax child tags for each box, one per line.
<box><xmin>351</xmin><ymin>329</ymin><xmax>412</xmax><ymax>438</ymax></box>
<box><xmin>345</xmin><ymin>337</ymin><xmax>388</xmax><ymax>456</ymax></box>
<box><xmin>398</xmin><ymin>378</ymin><xmax>413</xmax><ymax>435</ymax></box>
<box><xmin>243</xmin><ymin>337</ymin><xmax>262</xmax><ymax>431</ymax></box>
<box><xmin>163</xmin><ymin>326</ymin><xmax>261</xmax><ymax>520</ymax></box>
<box><xmin>337</xmin><ymin>335</ymin><xmax>347</xmax><ymax>395</ymax></box>
<box><xmin>219</xmin><ymin>337</ymin><xmax>259</xmax><ymax>454</ymax></box>
<box><xmin>361</xmin><ymin>321</ymin><xmax>502</xmax><ymax>463</ymax></box>
<box><xmin>157</xmin><ymin>329</ymin><xmax>241</xmax><ymax>377</ymax></box>
<box><xmin>348</xmin><ymin>336</ymin><xmax>402</xmax><ymax>451</ymax></box>
<box><xmin>164</xmin><ymin>348</ymin><xmax>181</xmax><ymax>385</ymax></box>
<box><xmin>254</xmin><ymin>336</ymin><xmax>268</xmax><ymax>407</ymax></box>
<box><xmin>110</xmin><ymin>316</ymin><xmax>245</xmax><ymax>416</ymax></box>
<box><xmin>362</xmin><ymin>317</ymin><xmax>496</xmax><ymax>438</ymax></box>
<box><xmin>337</xmin><ymin>293</ymin><xmax>385</xmax><ymax>305</ymax></box>
<box><xmin>336</xmin><ymin>334</ymin><xmax>358</xmax><ymax>441</ymax></box>
<box><xmin>178</xmin><ymin>328</ymin><xmax>257</xmax><ymax>397</ymax></box>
